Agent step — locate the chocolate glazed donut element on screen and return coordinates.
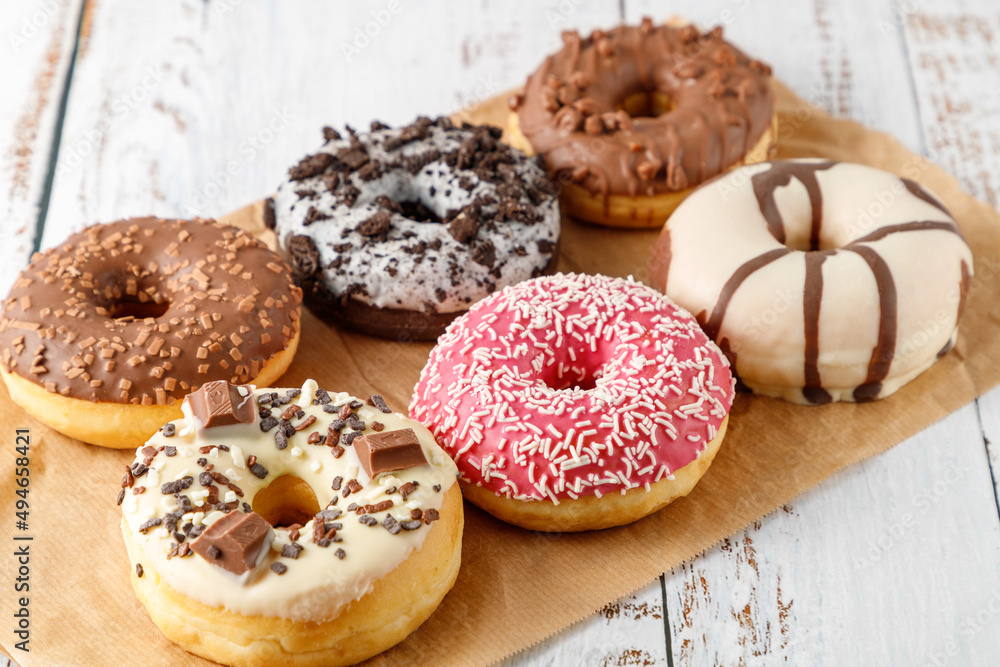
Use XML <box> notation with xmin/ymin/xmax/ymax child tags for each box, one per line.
<box><xmin>0</xmin><ymin>218</ymin><xmax>302</xmax><ymax>447</ymax></box>
<box><xmin>509</xmin><ymin>18</ymin><xmax>776</xmax><ymax>228</ymax></box>
<box><xmin>651</xmin><ymin>159</ymin><xmax>974</xmax><ymax>405</ymax></box>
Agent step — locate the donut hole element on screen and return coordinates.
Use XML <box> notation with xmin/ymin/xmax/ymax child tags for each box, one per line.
<box><xmin>376</xmin><ymin>179</ymin><xmax>450</xmax><ymax>224</ymax></box>
<box><xmin>251</xmin><ymin>474</ymin><xmax>321</xmax><ymax>528</ymax></box>
<box><xmin>396</xmin><ymin>199</ymin><xmax>442</xmax><ymax>223</ymax></box>
<box><xmin>110</xmin><ymin>297</ymin><xmax>170</xmax><ymax>321</ymax></box>
<box><xmin>618</xmin><ymin>91</ymin><xmax>674</xmax><ymax>119</ymax></box>
<box><xmin>541</xmin><ymin>365</ymin><xmax>603</xmax><ymax>392</ymax></box>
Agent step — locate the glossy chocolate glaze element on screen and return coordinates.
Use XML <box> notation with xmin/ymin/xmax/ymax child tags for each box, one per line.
<box><xmin>0</xmin><ymin>218</ymin><xmax>301</xmax><ymax>405</ymax></box>
<box><xmin>512</xmin><ymin>18</ymin><xmax>775</xmax><ymax>199</ymax></box>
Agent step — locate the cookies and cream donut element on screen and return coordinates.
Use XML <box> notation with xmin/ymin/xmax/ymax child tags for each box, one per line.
<box><xmin>272</xmin><ymin>117</ymin><xmax>561</xmax><ymax>341</ymax></box>
<box><xmin>508</xmin><ymin>18</ymin><xmax>776</xmax><ymax>228</ymax></box>
<box><xmin>0</xmin><ymin>218</ymin><xmax>302</xmax><ymax>448</ymax></box>
<box><xmin>650</xmin><ymin>159</ymin><xmax>974</xmax><ymax>404</ymax></box>
<box><xmin>410</xmin><ymin>273</ymin><xmax>734</xmax><ymax>532</ymax></box>
<box><xmin>120</xmin><ymin>379</ymin><xmax>462</xmax><ymax>667</ymax></box>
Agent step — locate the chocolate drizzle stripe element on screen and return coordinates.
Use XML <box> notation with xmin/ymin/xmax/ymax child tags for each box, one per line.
<box><xmin>958</xmin><ymin>260</ymin><xmax>971</xmax><ymax>321</ymax></box>
<box><xmin>845</xmin><ymin>246</ymin><xmax>898</xmax><ymax>402</ymax></box>
<box><xmin>848</xmin><ymin>220</ymin><xmax>962</xmax><ymax>247</ymax></box>
<box><xmin>802</xmin><ymin>253</ymin><xmax>833</xmax><ymax>405</ymax></box>
<box><xmin>750</xmin><ymin>161</ymin><xmax>836</xmax><ymax>247</ymax></box>
<box><xmin>703</xmin><ymin>248</ymin><xmax>792</xmax><ymax>340</ymax></box>
<box><xmin>901</xmin><ymin>178</ymin><xmax>950</xmax><ymax>215</ymax></box>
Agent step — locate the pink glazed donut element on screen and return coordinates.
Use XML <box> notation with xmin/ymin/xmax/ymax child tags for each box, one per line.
<box><xmin>409</xmin><ymin>273</ymin><xmax>734</xmax><ymax>531</ymax></box>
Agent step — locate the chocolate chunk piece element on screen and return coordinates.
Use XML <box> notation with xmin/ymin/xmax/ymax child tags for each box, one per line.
<box><xmin>249</xmin><ymin>462</ymin><xmax>268</xmax><ymax>479</ymax></box>
<box><xmin>288</xmin><ymin>234</ymin><xmax>320</xmax><ymax>277</ymax></box>
<box><xmin>354</xmin><ymin>428</ymin><xmax>428</xmax><ymax>478</ymax></box>
<box><xmin>289</xmin><ymin>152</ymin><xmax>335</xmax><ymax>180</ymax></box>
<box><xmin>448</xmin><ymin>210</ymin><xmax>479</xmax><ymax>244</ymax></box>
<box><xmin>271</xmin><ymin>562</ymin><xmax>288</xmax><ymax>575</ymax></box>
<box><xmin>472</xmin><ymin>240</ymin><xmax>496</xmax><ymax>269</ymax></box>
<box><xmin>357</xmin><ymin>210</ymin><xmax>392</xmax><ymax>238</ymax></box>
<box><xmin>337</xmin><ymin>147</ymin><xmax>370</xmax><ymax>171</ymax></box>
<box><xmin>187</xmin><ymin>381</ymin><xmax>256</xmax><ymax>430</ymax></box>
<box><xmin>191</xmin><ymin>511</ymin><xmax>273</xmax><ymax>575</ymax></box>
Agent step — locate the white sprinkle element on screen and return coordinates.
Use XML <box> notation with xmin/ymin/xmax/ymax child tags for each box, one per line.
<box><xmin>290</xmin><ymin>447</ymin><xmax>304</xmax><ymax>458</ymax></box>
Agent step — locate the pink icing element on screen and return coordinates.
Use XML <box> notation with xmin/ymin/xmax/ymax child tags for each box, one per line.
<box><xmin>409</xmin><ymin>273</ymin><xmax>735</xmax><ymax>503</ymax></box>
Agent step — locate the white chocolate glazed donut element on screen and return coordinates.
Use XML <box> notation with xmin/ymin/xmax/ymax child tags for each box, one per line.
<box><xmin>119</xmin><ymin>379</ymin><xmax>461</xmax><ymax>666</ymax></box>
<box><xmin>650</xmin><ymin>159</ymin><xmax>974</xmax><ymax>404</ymax></box>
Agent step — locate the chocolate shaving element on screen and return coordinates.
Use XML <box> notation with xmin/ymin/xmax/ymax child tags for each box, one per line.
<box><xmin>138</xmin><ymin>518</ymin><xmax>162</xmax><ymax>534</ymax></box>
<box><xmin>367</xmin><ymin>394</ymin><xmax>391</xmax><ymax>413</ymax></box>
<box><xmin>382</xmin><ymin>515</ymin><xmax>401</xmax><ymax>535</ymax></box>
<box><xmin>280</xmin><ymin>542</ymin><xmax>304</xmax><ymax>559</ymax></box>
<box><xmin>160</xmin><ymin>477</ymin><xmax>193</xmax><ymax>495</ymax></box>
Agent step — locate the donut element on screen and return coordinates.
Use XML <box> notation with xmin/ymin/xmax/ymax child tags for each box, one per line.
<box><xmin>409</xmin><ymin>273</ymin><xmax>734</xmax><ymax>532</ymax></box>
<box><xmin>272</xmin><ymin>117</ymin><xmax>561</xmax><ymax>341</ymax></box>
<box><xmin>119</xmin><ymin>379</ymin><xmax>462</xmax><ymax>667</ymax></box>
<box><xmin>650</xmin><ymin>159</ymin><xmax>974</xmax><ymax>404</ymax></box>
<box><xmin>508</xmin><ymin>18</ymin><xmax>776</xmax><ymax>229</ymax></box>
<box><xmin>0</xmin><ymin>218</ymin><xmax>302</xmax><ymax>448</ymax></box>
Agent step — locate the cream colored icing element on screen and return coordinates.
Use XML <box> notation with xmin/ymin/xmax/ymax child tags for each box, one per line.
<box><xmin>120</xmin><ymin>379</ymin><xmax>458</xmax><ymax>621</ymax></box>
<box><xmin>656</xmin><ymin>159</ymin><xmax>974</xmax><ymax>404</ymax></box>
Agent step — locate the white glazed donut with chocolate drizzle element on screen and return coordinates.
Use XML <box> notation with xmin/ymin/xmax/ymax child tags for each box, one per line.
<box><xmin>650</xmin><ymin>159</ymin><xmax>974</xmax><ymax>404</ymax></box>
<box><xmin>118</xmin><ymin>379</ymin><xmax>462</xmax><ymax>667</ymax></box>
<box><xmin>271</xmin><ymin>117</ymin><xmax>561</xmax><ymax>341</ymax></box>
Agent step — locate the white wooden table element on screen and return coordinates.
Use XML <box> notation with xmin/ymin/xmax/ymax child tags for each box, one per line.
<box><xmin>4</xmin><ymin>1</ymin><xmax>1000</xmax><ymax>665</ymax></box>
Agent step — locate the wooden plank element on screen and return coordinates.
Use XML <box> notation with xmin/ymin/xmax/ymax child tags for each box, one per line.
<box><xmin>0</xmin><ymin>0</ymin><xmax>84</xmax><ymax>294</ymax></box>
<box><xmin>903</xmin><ymin>1</ymin><xmax>1000</xmax><ymax>206</ymax></box>
<box><xmin>507</xmin><ymin>584</ymin><xmax>669</xmax><ymax>667</ymax></box>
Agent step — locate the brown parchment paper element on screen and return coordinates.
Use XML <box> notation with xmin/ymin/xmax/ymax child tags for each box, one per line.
<box><xmin>3</xmin><ymin>80</ymin><xmax>1000</xmax><ymax>667</ymax></box>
